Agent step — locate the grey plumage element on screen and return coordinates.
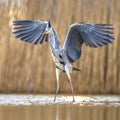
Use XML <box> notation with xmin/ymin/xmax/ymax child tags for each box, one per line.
<box><xmin>12</xmin><ymin>20</ymin><xmax>115</xmax><ymax>102</ymax></box>
<box><xmin>63</xmin><ymin>23</ymin><xmax>114</xmax><ymax>62</ymax></box>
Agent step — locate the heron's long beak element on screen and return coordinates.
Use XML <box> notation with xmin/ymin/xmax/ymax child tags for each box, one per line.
<box><xmin>73</xmin><ymin>66</ymin><xmax>81</xmax><ymax>71</ymax></box>
<box><xmin>43</xmin><ymin>30</ymin><xmax>50</xmax><ymax>35</ymax></box>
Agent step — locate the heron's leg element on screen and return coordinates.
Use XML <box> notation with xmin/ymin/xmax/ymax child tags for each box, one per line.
<box><xmin>65</xmin><ymin>67</ymin><xmax>75</xmax><ymax>102</ymax></box>
<box><xmin>54</xmin><ymin>67</ymin><xmax>60</xmax><ymax>102</ymax></box>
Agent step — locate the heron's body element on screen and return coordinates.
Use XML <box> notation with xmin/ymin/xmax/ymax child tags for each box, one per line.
<box><xmin>12</xmin><ymin>20</ymin><xmax>115</xmax><ymax>102</ymax></box>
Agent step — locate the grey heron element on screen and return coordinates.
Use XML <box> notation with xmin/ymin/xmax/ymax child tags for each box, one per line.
<box><xmin>12</xmin><ymin>20</ymin><xmax>115</xmax><ymax>102</ymax></box>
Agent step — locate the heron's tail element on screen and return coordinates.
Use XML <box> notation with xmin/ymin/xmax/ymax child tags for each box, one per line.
<box><xmin>73</xmin><ymin>66</ymin><xmax>82</xmax><ymax>71</ymax></box>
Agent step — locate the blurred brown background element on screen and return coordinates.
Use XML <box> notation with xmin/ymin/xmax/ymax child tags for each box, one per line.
<box><xmin>0</xmin><ymin>0</ymin><xmax>119</xmax><ymax>94</ymax></box>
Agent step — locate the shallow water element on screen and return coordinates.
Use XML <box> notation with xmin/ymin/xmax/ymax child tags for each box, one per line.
<box><xmin>0</xmin><ymin>95</ymin><xmax>120</xmax><ymax>120</ymax></box>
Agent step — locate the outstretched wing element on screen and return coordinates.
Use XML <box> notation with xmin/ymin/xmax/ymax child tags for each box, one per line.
<box><xmin>12</xmin><ymin>20</ymin><xmax>60</xmax><ymax>49</ymax></box>
<box><xmin>63</xmin><ymin>22</ymin><xmax>115</xmax><ymax>62</ymax></box>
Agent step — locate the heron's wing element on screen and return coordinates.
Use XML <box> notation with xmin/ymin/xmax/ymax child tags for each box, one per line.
<box><xmin>63</xmin><ymin>22</ymin><xmax>115</xmax><ymax>62</ymax></box>
<box><xmin>12</xmin><ymin>20</ymin><xmax>60</xmax><ymax>49</ymax></box>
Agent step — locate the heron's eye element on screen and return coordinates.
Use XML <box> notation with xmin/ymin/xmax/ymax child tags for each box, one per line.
<box><xmin>59</xmin><ymin>55</ymin><xmax>62</xmax><ymax>59</ymax></box>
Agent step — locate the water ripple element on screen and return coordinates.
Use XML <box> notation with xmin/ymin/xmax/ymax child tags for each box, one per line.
<box><xmin>0</xmin><ymin>94</ymin><xmax>120</xmax><ymax>106</ymax></box>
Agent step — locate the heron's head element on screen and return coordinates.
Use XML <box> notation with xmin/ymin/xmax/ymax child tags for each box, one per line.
<box><xmin>43</xmin><ymin>21</ymin><xmax>51</xmax><ymax>35</ymax></box>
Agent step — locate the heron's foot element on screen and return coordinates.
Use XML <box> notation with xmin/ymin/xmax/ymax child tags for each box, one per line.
<box><xmin>54</xmin><ymin>96</ymin><xmax>57</xmax><ymax>102</ymax></box>
<box><xmin>72</xmin><ymin>98</ymin><xmax>75</xmax><ymax>102</ymax></box>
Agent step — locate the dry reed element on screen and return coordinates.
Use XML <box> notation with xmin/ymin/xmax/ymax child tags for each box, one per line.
<box><xmin>0</xmin><ymin>0</ymin><xmax>119</xmax><ymax>94</ymax></box>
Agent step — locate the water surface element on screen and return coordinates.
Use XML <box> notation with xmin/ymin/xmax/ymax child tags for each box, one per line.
<box><xmin>0</xmin><ymin>95</ymin><xmax>120</xmax><ymax>120</ymax></box>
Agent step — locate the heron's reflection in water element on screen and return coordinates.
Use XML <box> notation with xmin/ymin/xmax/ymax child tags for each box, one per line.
<box><xmin>54</xmin><ymin>103</ymin><xmax>120</xmax><ymax>120</ymax></box>
<box><xmin>0</xmin><ymin>103</ymin><xmax>120</xmax><ymax>120</ymax></box>
<box><xmin>55</xmin><ymin>104</ymin><xmax>74</xmax><ymax>120</ymax></box>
